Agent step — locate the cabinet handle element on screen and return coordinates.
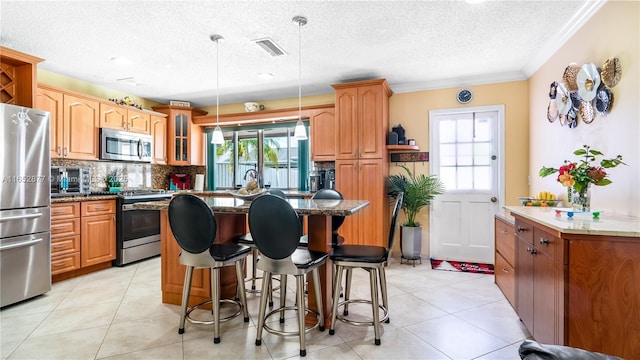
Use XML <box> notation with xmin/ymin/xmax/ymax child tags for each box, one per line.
<box><xmin>113</xmin><ymin>216</ymin><xmax>116</xmax><ymax>222</ymax></box>
<box><xmin>63</xmin><ymin>147</ymin><xmax>68</xmax><ymax>157</ymax></box>
<box><xmin>539</xmin><ymin>237</ymin><xmax>550</xmax><ymax>245</ymax></box>
<box><xmin>517</xmin><ymin>226</ymin><xmax>527</xmax><ymax>232</ymax></box>
<box><xmin>501</xmin><ymin>230</ymin><xmax>509</xmax><ymax>235</ymax></box>
<box><xmin>502</xmin><ymin>268</ymin><xmax>509</xmax><ymax>274</ymax></box>
<box><xmin>56</xmin><ymin>146</ymin><xmax>61</xmax><ymax>155</ymax></box>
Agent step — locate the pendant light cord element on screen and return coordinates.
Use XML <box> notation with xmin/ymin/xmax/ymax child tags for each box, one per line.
<box><xmin>216</xmin><ymin>38</ymin><xmax>220</xmax><ymax>127</ymax></box>
<box><xmin>298</xmin><ymin>19</ymin><xmax>302</xmax><ymax>121</ymax></box>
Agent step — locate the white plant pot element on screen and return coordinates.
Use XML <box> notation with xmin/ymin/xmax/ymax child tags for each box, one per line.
<box><xmin>400</xmin><ymin>225</ymin><xmax>422</xmax><ymax>260</ymax></box>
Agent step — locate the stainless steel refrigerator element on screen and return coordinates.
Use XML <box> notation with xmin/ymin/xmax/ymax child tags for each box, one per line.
<box><xmin>0</xmin><ymin>103</ymin><xmax>51</xmax><ymax>307</ymax></box>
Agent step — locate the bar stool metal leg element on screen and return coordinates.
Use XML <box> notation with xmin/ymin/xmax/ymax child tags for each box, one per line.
<box><xmin>235</xmin><ymin>260</ymin><xmax>250</xmax><ymax>322</ymax></box>
<box><xmin>212</xmin><ymin>268</ymin><xmax>221</xmax><ymax>343</ymax></box>
<box><xmin>343</xmin><ymin>268</ymin><xmax>352</xmax><ymax>315</ymax></box>
<box><xmin>179</xmin><ymin>266</ymin><xmax>194</xmax><ymax>334</ymax></box>
<box><xmin>255</xmin><ymin>270</ymin><xmax>272</xmax><ymax>346</ymax></box>
<box><xmin>311</xmin><ymin>267</ymin><xmax>325</xmax><ymax>331</ymax></box>
<box><xmin>279</xmin><ymin>275</ymin><xmax>287</xmax><ymax>323</ymax></box>
<box><xmin>329</xmin><ymin>264</ymin><xmax>344</xmax><ymax>335</ymax></box>
<box><xmin>369</xmin><ymin>268</ymin><xmax>381</xmax><ymax>345</ymax></box>
<box><xmin>296</xmin><ymin>274</ymin><xmax>306</xmax><ymax>357</ymax></box>
<box><xmin>379</xmin><ymin>266</ymin><xmax>389</xmax><ymax>323</ymax></box>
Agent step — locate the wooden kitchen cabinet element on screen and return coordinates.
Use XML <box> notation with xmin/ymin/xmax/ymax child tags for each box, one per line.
<box><xmin>36</xmin><ymin>85</ymin><xmax>98</xmax><ymax>160</ymax></box>
<box><xmin>0</xmin><ymin>46</ymin><xmax>43</xmax><ymax>107</ymax></box>
<box><xmin>51</xmin><ymin>202</ymin><xmax>81</xmax><ymax>275</ymax></box>
<box><xmin>335</xmin><ymin>158</ymin><xmax>387</xmax><ymax>246</ymax></box>
<box><xmin>511</xmin><ymin>210</ymin><xmax>640</xmax><ymax>358</ymax></box>
<box><xmin>151</xmin><ymin>115</ymin><xmax>168</xmax><ymax>164</ymax></box>
<box><xmin>80</xmin><ymin>200</ymin><xmax>116</xmax><ymax>267</ymax></box>
<box><xmin>514</xmin><ymin>216</ymin><xmax>566</xmax><ymax>345</ymax></box>
<box><xmin>333</xmin><ymin>79</ymin><xmax>391</xmax><ymax>160</ymax></box>
<box><xmin>310</xmin><ymin>109</ymin><xmax>336</xmax><ymax>161</ymax></box>
<box><xmin>152</xmin><ymin>105</ymin><xmax>207</xmax><ymax>166</ymax></box>
<box><xmin>494</xmin><ymin>215</ymin><xmax>516</xmax><ymax>308</ymax></box>
<box><xmin>36</xmin><ymin>86</ymin><xmax>64</xmax><ymax>159</ymax></box>
<box><xmin>332</xmin><ymin>79</ymin><xmax>391</xmax><ymax>247</ymax></box>
<box><xmin>99</xmin><ymin>102</ymin><xmax>151</xmax><ymax>134</ymax></box>
<box><xmin>514</xmin><ymin>215</ymin><xmax>567</xmax><ymax>346</ymax></box>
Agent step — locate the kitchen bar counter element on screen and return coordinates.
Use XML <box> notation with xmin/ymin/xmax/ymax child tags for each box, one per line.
<box><xmin>51</xmin><ymin>194</ymin><xmax>119</xmax><ymax>203</ymax></box>
<box><xmin>505</xmin><ymin>206</ymin><xmax>640</xmax><ymax>237</ymax></box>
<box><xmin>172</xmin><ymin>189</ymin><xmax>314</xmax><ymax>199</ymax></box>
<box><xmin>506</xmin><ymin>206</ymin><xmax>640</xmax><ymax>358</ymax></box>
<box><xmin>141</xmin><ymin>195</ymin><xmax>369</xmax><ymax>326</ymax></box>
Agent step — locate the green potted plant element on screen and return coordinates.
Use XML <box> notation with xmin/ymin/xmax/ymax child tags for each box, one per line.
<box><xmin>386</xmin><ymin>165</ymin><xmax>445</xmax><ymax>262</ymax></box>
<box><xmin>106</xmin><ymin>169</ymin><xmax>122</xmax><ymax>192</ymax></box>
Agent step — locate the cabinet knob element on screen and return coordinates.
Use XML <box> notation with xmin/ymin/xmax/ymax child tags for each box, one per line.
<box><xmin>539</xmin><ymin>238</ymin><xmax>550</xmax><ymax>245</ymax></box>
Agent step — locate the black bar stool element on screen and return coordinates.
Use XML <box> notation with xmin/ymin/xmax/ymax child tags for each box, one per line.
<box><xmin>248</xmin><ymin>194</ymin><xmax>328</xmax><ymax>357</ymax></box>
<box><xmin>168</xmin><ymin>194</ymin><xmax>250</xmax><ymax>344</ymax></box>
<box><xmin>328</xmin><ymin>192</ymin><xmax>403</xmax><ymax>345</ymax></box>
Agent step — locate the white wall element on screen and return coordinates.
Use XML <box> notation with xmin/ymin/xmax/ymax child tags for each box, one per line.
<box><xmin>528</xmin><ymin>1</ymin><xmax>639</xmax><ymax>216</ymax></box>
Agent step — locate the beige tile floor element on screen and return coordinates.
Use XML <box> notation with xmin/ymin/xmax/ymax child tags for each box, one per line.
<box><xmin>1</xmin><ymin>255</ymin><xmax>530</xmax><ymax>360</ymax></box>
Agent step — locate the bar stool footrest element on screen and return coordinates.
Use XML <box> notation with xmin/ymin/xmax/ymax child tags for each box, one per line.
<box><xmin>262</xmin><ymin>305</ymin><xmax>321</xmax><ymax>336</ymax></box>
<box><xmin>185</xmin><ymin>298</ymin><xmax>244</xmax><ymax>325</ymax></box>
<box><xmin>335</xmin><ymin>299</ymin><xmax>388</xmax><ymax>326</ymax></box>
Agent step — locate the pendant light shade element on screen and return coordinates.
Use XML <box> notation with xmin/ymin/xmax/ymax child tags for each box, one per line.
<box><xmin>210</xmin><ymin>34</ymin><xmax>225</xmax><ymax>145</ymax></box>
<box><xmin>293</xmin><ymin>16</ymin><xmax>307</xmax><ymax>141</ymax></box>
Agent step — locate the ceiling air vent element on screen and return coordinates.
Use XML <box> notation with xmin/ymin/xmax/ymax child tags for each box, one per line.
<box><xmin>252</xmin><ymin>37</ymin><xmax>287</xmax><ymax>57</ymax></box>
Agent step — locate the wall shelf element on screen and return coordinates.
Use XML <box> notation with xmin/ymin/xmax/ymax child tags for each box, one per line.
<box><xmin>387</xmin><ymin>145</ymin><xmax>419</xmax><ymax>152</ymax></box>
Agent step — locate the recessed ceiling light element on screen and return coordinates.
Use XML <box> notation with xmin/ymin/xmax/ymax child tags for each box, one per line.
<box><xmin>258</xmin><ymin>72</ymin><xmax>274</xmax><ymax>80</ymax></box>
<box><xmin>110</xmin><ymin>56</ymin><xmax>133</xmax><ymax>65</ymax></box>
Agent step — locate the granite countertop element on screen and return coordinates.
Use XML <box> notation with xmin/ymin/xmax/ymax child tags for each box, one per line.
<box><xmin>51</xmin><ymin>195</ymin><xmax>120</xmax><ymax>203</ymax></box>
<box><xmin>505</xmin><ymin>206</ymin><xmax>640</xmax><ymax>237</ymax></box>
<box><xmin>134</xmin><ymin>197</ymin><xmax>368</xmax><ymax>217</ymax></box>
<box><xmin>172</xmin><ymin>189</ymin><xmax>314</xmax><ymax>198</ymax></box>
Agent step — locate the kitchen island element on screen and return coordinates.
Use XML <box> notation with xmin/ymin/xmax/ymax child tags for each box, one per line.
<box><xmin>506</xmin><ymin>206</ymin><xmax>640</xmax><ymax>359</ymax></box>
<box><xmin>135</xmin><ymin>196</ymin><xmax>369</xmax><ymax>326</ymax></box>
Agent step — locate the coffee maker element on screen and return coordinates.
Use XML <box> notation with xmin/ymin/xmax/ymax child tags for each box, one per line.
<box><xmin>309</xmin><ymin>170</ymin><xmax>326</xmax><ymax>192</ymax></box>
<box><xmin>325</xmin><ymin>169</ymin><xmax>336</xmax><ymax>190</ymax></box>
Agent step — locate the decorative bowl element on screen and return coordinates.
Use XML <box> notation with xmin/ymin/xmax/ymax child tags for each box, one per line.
<box><xmin>518</xmin><ymin>197</ymin><xmax>559</xmax><ymax>207</ymax></box>
<box><xmin>229</xmin><ymin>188</ymin><xmax>267</xmax><ymax>201</ymax></box>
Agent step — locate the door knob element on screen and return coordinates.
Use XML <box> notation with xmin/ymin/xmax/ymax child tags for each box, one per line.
<box><xmin>490</xmin><ymin>197</ymin><xmax>497</xmax><ymax>202</ymax></box>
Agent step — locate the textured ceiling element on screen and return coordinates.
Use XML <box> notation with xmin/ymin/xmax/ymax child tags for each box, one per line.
<box><xmin>1</xmin><ymin>0</ymin><xmax>603</xmax><ymax>107</ymax></box>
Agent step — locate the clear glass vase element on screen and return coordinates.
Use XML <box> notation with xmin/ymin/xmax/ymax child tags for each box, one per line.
<box><xmin>571</xmin><ymin>184</ymin><xmax>591</xmax><ymax>212</ymax></box>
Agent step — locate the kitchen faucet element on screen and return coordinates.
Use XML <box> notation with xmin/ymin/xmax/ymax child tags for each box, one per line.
<box><xmin>243</xmin><ymin>169</ymin><xmax>258</xmax><ymax>181</ymax></box>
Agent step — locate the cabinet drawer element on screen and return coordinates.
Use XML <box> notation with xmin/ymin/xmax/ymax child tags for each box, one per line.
<box><xmin>51</xmin><ymin>252</ymin><xmax>80</xmax><ymax>275</ymax></box>
<box><xmin>51</xmin><ymin>218</ymin><xmax>80</xmax><ymax>238</ymax></box>
<box><xmin>495</xmin><ymin>217</ymin><xmax>515</xmax><ymax>266</ymax></box>
<box><xmin>495</xmin><ymin>251</ymin><xmax>516</xmax><ymax>308</ymax></box>
<box><xmin>51</xmin><ymin>235</ymin><xmax>80</xmax><ymax>256</ymax></box>
<box><xmin>51</xmin><ymin>202</ymin><xmax>80</xmax><ymax>219</ymax></box>
<box><xmin>514</xmin><ymin>217</ymin><xmax>534</xmax><ymax>244</ymax></box>
<box><xmin>82</xmin><ymin>200</ymin><xmax>115</xmax><ymax>216</ymax></box>
<box><xmin>534</xmin><ymin>226</ymin><xmax>565</xmax><ymax>263</ymax></box>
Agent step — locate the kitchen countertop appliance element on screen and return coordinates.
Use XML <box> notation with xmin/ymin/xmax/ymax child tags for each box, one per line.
<box><xmin>113</xmin><ymin>189</ymin><xmax>172</xmax><ymax>266</ymax></box>
<box><xmin>0</xmin><ymin>103</ymin><xmax>51</xmax><ymax>307</ymax></box>
<box><xmin>309</xmin><ymin>170</ymin><xmax>326</xmax><ymax>192</ymax></box>
<box><xmin>100</xmin><ymin>128</ymin><xmax>152</xmax><ymax>162</ymax></box>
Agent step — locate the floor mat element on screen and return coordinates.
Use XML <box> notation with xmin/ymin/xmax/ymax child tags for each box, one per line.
<box><xmin>430</xmin><ymin>258</ymin><xmax>494</xmax><ymax>274</ymax></box>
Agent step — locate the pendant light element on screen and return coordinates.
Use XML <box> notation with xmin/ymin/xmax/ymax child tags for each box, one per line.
<box><xmin>210</xmin><ymin>34</ymin><xmax>225</xmax><ymax>145</ymax></box>
<box><xmin>292</xmin><ymin>16</ymin><xmax>307</xmax><ymax>141</ymax></box>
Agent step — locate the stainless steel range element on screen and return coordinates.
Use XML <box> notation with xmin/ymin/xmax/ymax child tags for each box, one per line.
<box><xmin>112</xmin><ymin>190</ymin><xmax>172</xmax><ymax>266</ymax></box>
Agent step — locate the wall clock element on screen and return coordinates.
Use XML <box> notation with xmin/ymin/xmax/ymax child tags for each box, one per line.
<box><xmin>457</xmin><ymin>89</ymin><xmax>473</xmax><ymax>104</ymax></box>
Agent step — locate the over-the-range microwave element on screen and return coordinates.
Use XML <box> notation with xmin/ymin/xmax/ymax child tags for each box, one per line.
<box><xmin>100</xmin><ymin>128</ymin><xmax>152</xmax><ymax>162</ymax></box>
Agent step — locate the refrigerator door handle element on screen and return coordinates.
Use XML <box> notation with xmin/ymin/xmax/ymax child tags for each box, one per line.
<box><xmin>0</xmin><ymin>213</ymin><xmax>43</xmax><ymax>222</ymax></box>
<box><xmin>0</xmin><ymin>237</ymin><xmax>44</xmax><ymax>251</ymax></box>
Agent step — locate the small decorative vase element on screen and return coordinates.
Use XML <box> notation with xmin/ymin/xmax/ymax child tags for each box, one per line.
<box><xmin>571</xmin><ymin>184</ymin><xmax>591</xmax><ymax>212</ymax></box>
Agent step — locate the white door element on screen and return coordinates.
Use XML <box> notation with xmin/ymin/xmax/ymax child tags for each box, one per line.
<box><xmin>429</xmin><ymin>105</ymin><xmax>504</xmax><ymax>264</ymax></box>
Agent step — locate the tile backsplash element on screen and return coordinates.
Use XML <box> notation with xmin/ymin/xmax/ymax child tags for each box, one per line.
<box><xmin>51</xmin><ymin>159</ymin><xmax>205</xmax><ymax>191</ymax></box>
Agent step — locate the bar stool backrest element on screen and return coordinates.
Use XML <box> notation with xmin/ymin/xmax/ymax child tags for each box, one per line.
<box><xmin>266</xmin><ymin>188</ymin><xmax>286</xmax><ymax>199</ymax></box>
<box><xmin>249</xmin><ymin>195</ymin><xmax>301</xmax><ymax>260</ymax></box>
<box><xmin>311</xmin><ymin>189</ymin><xmax>345</xmax><ymax>233</ymax></box>
<box><xmin>168</xmin><ymin>194</ymin><xmax>217</xmax><ymax>254</ymax></box>
<box><xmin>387</xmin><ymin>192</ymin><xmax>404</xmax><ymax>250</ymax></box>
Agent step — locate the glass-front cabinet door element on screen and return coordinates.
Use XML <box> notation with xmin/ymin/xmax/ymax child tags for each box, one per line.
<box><xmin>174</xmin><ymin>111</ymin><xmax>189</xmax><ymax>162</ymax></box>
